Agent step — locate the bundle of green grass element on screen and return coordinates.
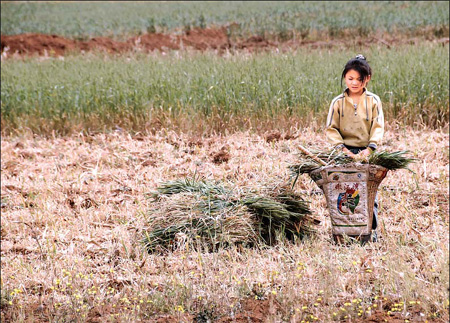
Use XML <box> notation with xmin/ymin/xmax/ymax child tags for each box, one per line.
<box><xmin>289</xmin><ymin>148</ymin><xmax>417</xmax><ymax>185</ymax></box>
<box><xmin>143</xmin><ymin>177</ymin><xmax>320</xmax><ymax>253</ymax></box>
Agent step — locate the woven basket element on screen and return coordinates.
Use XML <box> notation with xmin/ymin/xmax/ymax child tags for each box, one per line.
<box><xmin>310</xmin><ymin>163</ymin><xmax>388</xmax><ymax>237</ymax></box>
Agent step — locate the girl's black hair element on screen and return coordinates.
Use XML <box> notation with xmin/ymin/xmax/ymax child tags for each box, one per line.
<box><xmin>340</xmin><ymin>54</ymin><xmax>372</xmax><ymax>88</ymax></box>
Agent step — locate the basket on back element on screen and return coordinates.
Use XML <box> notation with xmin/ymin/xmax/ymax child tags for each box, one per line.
<box><xmin>310</xmin><ymin>163</ymin><xmax>388</xmax><ymax>237</ymax></box>
<box><xmin>290</xmin><ymin>148</ymin><xmax>416</xmax><ymax>241</ymax></box>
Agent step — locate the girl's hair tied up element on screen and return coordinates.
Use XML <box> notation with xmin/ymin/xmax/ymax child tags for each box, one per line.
<box><xmin>355</xmin><ymin>54</ymin><xmax>366</xmax><ymax>60</ymax></box>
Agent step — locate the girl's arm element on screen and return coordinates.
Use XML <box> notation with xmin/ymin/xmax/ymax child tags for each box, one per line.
<box><xmin>342</xmin><ymin>146</ymin><xmax>357</xmax><ymax>159</ymax></box>
<box><xmin>368</xmin><ymin>99</ymin><xmax>384</xmax><ymax>149</ymax></box>
<box><xmin>325</xmin><ymin>99</ymin><xmax>345</xmax><ymax>147</ymax></box>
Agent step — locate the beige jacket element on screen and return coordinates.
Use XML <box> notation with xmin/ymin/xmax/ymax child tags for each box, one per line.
<box><xmin>325</xmin><ymin>89</ymin><xmax>384</xmax><ymax>150</ymax></box>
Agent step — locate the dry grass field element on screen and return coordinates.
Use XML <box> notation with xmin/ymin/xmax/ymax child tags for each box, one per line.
<box><xmin>1</xmin><ymin>124</ymin><xmax>448</xmax><ymax>322</ymax></box>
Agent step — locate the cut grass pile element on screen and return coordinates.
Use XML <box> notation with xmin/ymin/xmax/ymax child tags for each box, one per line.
<box><xmin>144</xmin><ymin>177</ymin><xmax>318</xmax><ymax>253</ymax></box>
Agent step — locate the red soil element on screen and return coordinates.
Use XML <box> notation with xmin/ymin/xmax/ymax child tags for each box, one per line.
<box><xmin>1</xmin><ymin>27</ymin><xmax>270</xmax><ymax>57</ymax></box>
<box><xmin>1</xmin><ymin>33</ymin><xmax>77</xmax><ymax>56</ymax></box>
<box><xmin>128</xmin><ymin>32</ymin><xmax>180</xmax><ymax>51</ymax></box>
<box><xmin>1</xmin><ymin>27</ymin><xmax>448</xmax><ymax>58</ymax></box>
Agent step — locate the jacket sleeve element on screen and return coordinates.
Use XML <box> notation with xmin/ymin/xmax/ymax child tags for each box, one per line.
<box><xmin>368</xmin><ymin>100</ymin><xmax>384</xmax><ymax>149</ymax></box>
<box><xmin>325</xmin><ymin>98</ymin><xmax>345</xmax><ymax>147</ymax></box>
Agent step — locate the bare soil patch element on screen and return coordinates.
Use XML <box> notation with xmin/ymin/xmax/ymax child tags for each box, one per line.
<box><xmin>2</xmin><ymin>26</ymin><xmax>449</xmax><ymax>58</ymax></box>
<box><xmin>1</xmin><ymin>27</ymin><xmax>237</xmax><ymax>57</ymax></box>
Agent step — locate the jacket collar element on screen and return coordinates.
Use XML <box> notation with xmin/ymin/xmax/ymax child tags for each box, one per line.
<box><xmin>340</xmin><ymin>88</ymin><xmax>370</xmax><ymax>121</ymax></box>
<box><xmin>343</xmin><ymin>87</ymin><xmax>367</xmax><ymax>98</ymax></box>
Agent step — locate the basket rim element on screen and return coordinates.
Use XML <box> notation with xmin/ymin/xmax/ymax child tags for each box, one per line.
<box><xmin>310</xmin><ymin>162</ymin><xmax>388</xmax><ymax>174</ymax></box>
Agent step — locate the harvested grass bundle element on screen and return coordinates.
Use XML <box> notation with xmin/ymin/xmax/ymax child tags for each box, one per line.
<box><xmin>143</xmin><ymin>179</ymin><xmax>319</xmax><ymax>253</ymax></box>
<box><xmin>143</xmin><ymin>193</ymin><xmax>257</xmax><ymax>253</ymax></box>
<box><xmin>289</xmin><ymin>148</ymin><xmax>416</xmax><ymax>180</ymax></box>
<box><xmin>152</xmin><ymin>177</ymin><xmax>229</xmax><ymax>197</ymax></box>
<box><xmin>243</xmin><ymin>192</ymin><xmax>318</xmax><ymax>245</ymax></box>
<box><xmin>368</xmin><ymin>150</ymin><xmax>417</xmax><ymax>171</ymax></box>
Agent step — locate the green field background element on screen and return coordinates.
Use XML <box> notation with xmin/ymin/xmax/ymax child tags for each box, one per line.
<box><xmin>1</xmin><ymin>1</ymin><xmax>449</xmax><ymax>40</ymax></box>
<box><xmin>1</xmin><ymin>43</ymin><xmax>448</xmax><ymax>135</ymax></box>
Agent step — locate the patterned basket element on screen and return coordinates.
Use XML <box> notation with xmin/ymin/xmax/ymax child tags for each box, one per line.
<box><xmin>310</xmin><ymin>163</ymin><xmax>388</xmax><ymax>237</ymax></box>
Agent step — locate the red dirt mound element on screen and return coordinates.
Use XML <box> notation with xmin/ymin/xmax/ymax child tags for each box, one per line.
<box><xmin>79</xmin><ymin>36</ymin><xmax>130</xmax><ymax>53</ymax></box>
<box><xmin>181</xmin><ymin>26</ymin><xmax>230</xmax><ymax>50</ymax></box>
<box><xmin>2</xmin><ymin>27</ymin><xmax>448</xmax><ymax>58</ymax></box>
<box><xmin>1</xmin><ymin>33</ymin><xmax>77</xmax><ymax>56</ymax></box>
<box><xmin>1</xmin><ymin>27</ymin><xmax>273</xmax><ymax>58</ymax></box>
<box><xmin>235</xmin><ymin>35</ymin><xmax>274</xmax><ymax>50</ymax></box>
<box><xmin>128</xmin><ymin>33</ymin><xmax>180</xmax><ymax>51</ymax></box>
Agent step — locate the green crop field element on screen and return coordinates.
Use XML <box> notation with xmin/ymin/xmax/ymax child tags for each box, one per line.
<box><xmin>1</xmin><ymin>1</ymin><xmax>449</xmax><ymax>40</ymax></box>
<box><xmin>1</xmin><ymin>43</ymin><xmax>448</xmax><ymax>135</ymax></box>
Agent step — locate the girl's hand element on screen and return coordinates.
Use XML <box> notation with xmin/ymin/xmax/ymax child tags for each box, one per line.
<box><xmin>342</xmin><ymin>147</ymin><xmax>357</xmax><ymax>159</ymax></box>
<box><xmin>355</xmin><ymin>148</ymin><xmax>372</xmax><ymax>162</ymax></box>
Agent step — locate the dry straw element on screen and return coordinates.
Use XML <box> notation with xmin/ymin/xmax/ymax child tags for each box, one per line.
<box><xmin>143</xmin><ymin>177</ymin><xmax>319</xmax><ymax>253</ymax></box>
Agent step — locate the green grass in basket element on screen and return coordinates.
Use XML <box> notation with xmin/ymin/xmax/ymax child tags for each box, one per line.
<box><xmin>290</xmin><ymin>149</ymin><xmax>417</xmax><ymax>177</ymax></box>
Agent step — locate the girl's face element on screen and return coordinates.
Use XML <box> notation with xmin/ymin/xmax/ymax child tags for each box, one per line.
<box><xmin>344</xmin><ymin>69</ymin><xmax>370</xmax><ymax>96</ymax></box>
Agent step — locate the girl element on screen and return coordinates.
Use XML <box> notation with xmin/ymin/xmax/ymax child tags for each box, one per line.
<box><xmin>325</xmin><ymin>54</ymin><xmax>384</xmax><ymax>243</ymax></box>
